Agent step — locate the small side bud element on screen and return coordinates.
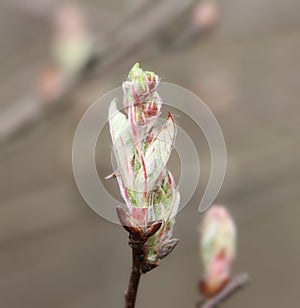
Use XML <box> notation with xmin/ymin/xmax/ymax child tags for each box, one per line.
<box><xmin>158</xmin><ymin>239</ymin><xmax>179</xmax><ymax>260</ymax></box>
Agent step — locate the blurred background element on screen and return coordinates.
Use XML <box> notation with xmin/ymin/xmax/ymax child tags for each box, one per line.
<box><xmin>0</xmin><ymin>0</ymin><xmax>300</xmax><ymax>307</ymax></box>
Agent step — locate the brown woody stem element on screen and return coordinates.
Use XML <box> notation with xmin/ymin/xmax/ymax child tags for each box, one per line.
<box><xmin>116</xmin><ymin>207</ymin><xmax>162</xmax><ymax>308</ymax></box>
<box><xmin>125</xmin><ymin>235</ymin><xmax>145</xmax><ymax>308</ymax></box>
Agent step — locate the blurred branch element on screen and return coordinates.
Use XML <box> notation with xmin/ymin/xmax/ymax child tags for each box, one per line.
<box><xmin>92</xmin><ymin>0</ymin><xmax>194</xmax><ymax>74</ymax></box>
<box><xmin>197</xmin><ymin>273</ymin><xmax>249</xmax><ymax>308</ymax></box>
<box><xmin>0</xmin><ymin>0</ymin><xmax>195</xmax><ymax>150</ymax></box>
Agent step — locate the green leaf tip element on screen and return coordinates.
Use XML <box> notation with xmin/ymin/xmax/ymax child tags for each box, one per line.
<box><xmin>128</xmin><ymin>63</ymin><xmax>156</xmax><ymax>83</ymax></box>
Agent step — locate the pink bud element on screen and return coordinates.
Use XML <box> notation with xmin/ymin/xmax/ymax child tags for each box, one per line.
<box><xmin>200</xmin><ymin>205</ymin><xmax>236</xmax><ymax>297</ymax></box>
<box><xmin>192</xmin><ymin>1</ymin><xmax>220</xmax><ymax>30</ymax></box>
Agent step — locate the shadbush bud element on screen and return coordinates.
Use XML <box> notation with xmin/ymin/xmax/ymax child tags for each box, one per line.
<box><xmin>200</xmin><ymin>205</ymin><xmax>236</xmax><ymax>297</ymax></box>
<box><xmin>109</xmin><ymin>63</ymin><xmax>180</xmax><ymax>265</ymax></box>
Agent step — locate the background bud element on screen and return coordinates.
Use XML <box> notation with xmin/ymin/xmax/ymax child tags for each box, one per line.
<box><xmin>200</xmin><ymin>205</ymin><xmax>236</xmax><ymax>297</ymax></box>
<box><xmin>52</xmin><ymin>4</ymin><xmax>94</xmax><ymax>75</ymax></box>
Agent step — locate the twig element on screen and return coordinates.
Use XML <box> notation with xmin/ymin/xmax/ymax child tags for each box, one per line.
<box><xmin>116</xmin><ymin>207</ymin><xmax>162</xmax><ymax>308</ymax></box>
<box><xmin>125</xmin><ymin>235</ymin><xmax>145</xmax><ymax>308</ymax></box>
<box><xmin>197</xmin><ymin>273</ymin><xmax>249</xmax><ymax>308</ymax></box>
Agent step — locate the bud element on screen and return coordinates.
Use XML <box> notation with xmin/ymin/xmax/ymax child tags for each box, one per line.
<box><xmin>192</xmin><ymin>0</ymin><xmax>220</xmax><ymax>31</ymax></box>
<box><xmin>108</xmin><ymin>63</ymin><xmax>179</xmax><ymax>266</ymax></box>
<box><xmin>52</xmin><ymin>4</ymin><xmax>94</xmax><ymax>75</ymax></box>
<box><xmin>199</xmin><ymin>205</ymin><xmax>236</xmax><ymax>297</ymax></box>
<box><xmin>122</xmin><ymin>63</ymin><xmax>162</xmax><ymax>130</ymax></box>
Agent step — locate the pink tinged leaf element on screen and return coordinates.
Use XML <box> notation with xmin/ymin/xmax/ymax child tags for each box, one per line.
<box><xmin>128</xmin><ymin>98</ymin><xmax>139</xmax><ymax>145</ymax></box>
<box><xmin>116</xmin><ymin>206</ymin><xmax>137</xmax><ymax>230</ymax></box>
<box><xmin>116</xmin><ymin>175</ymin><xmax>132</xmax><ymax>212</ymax></box>
<box><xmin>136</xmin><ymin>113</ymin><xmax>176</xmax><ymax>192</ymax></box>
<box><xmin>139</xmin><ymin>150</ymin><xmax>148</xmax><ymax>198</ymax></box>
<box><xmin>154</xmin><ymin>92</ymin><xmax>163</xmax><ymax>114</ymax></box>
<box><xmin>159</xmin><ymin>221</ymin><xmax>174</xmax><ymax>244</ymax></box>
<box><xmin>168</xmin><ymin>171</ymin><xmax>175</xmax><ymax>189</ymax></box>
<box><xmin>143</xmin><ymin>93</ymin><xmax>163</xmax><ymax>132</ymax></box>
<box><xmin>116</xmin><ymin>207</ymin><xmax>145</xmax><ymax>240</ymax></box>
<box><xmin>132</xmin><ymin>207</ymin><xmax>148</xmax><ymax>229</ymax></box>
<box><xmin>108</xmin><ymin>99</ymin><xmax>134</xmax><ymax>188</ymax></box>
<box><xmin>154</xmin><ymin>220</ymin><xmax>166</xmax><ymax>244</ymax></box>
<box><xmin>131</xmin><ymin>83</ymin><xmax>144</xmax><ymax>109</ymax></box>
<box><xmin>168</xmin><ymin>189</ymin><xmax>180</xmax><ymax>220</ymax></box>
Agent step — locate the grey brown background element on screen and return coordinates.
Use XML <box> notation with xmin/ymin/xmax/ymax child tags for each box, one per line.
<box><xmin>0</xmin><ymin>0</ymin><xmax>299</xmax><ymax>307</ymax></box>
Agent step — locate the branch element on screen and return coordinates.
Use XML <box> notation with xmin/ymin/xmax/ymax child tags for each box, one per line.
<box><xmin>125</xmin><ymin>235</ymin><xmax>145</xmax><ymax>308</ymax></box>
<box><xmin>117</xmin><ymin>207</ymin><xmax>162</xmax><ymax>308</ymax></box>
<box><xmin>0</xmin><ymin>0</ymin><xmax>196</xmax><ymax>149</ymax></box>
<box><xmin>197</xmin><ymin>273</ymin><xmax>249</xmax><ymax>308</ymax></box>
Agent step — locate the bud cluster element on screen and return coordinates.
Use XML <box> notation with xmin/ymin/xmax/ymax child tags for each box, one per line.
<box><xmin>109</xmin><ymin>63</ymin><xmax>180</xmax><ymax>267</ymax></box>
